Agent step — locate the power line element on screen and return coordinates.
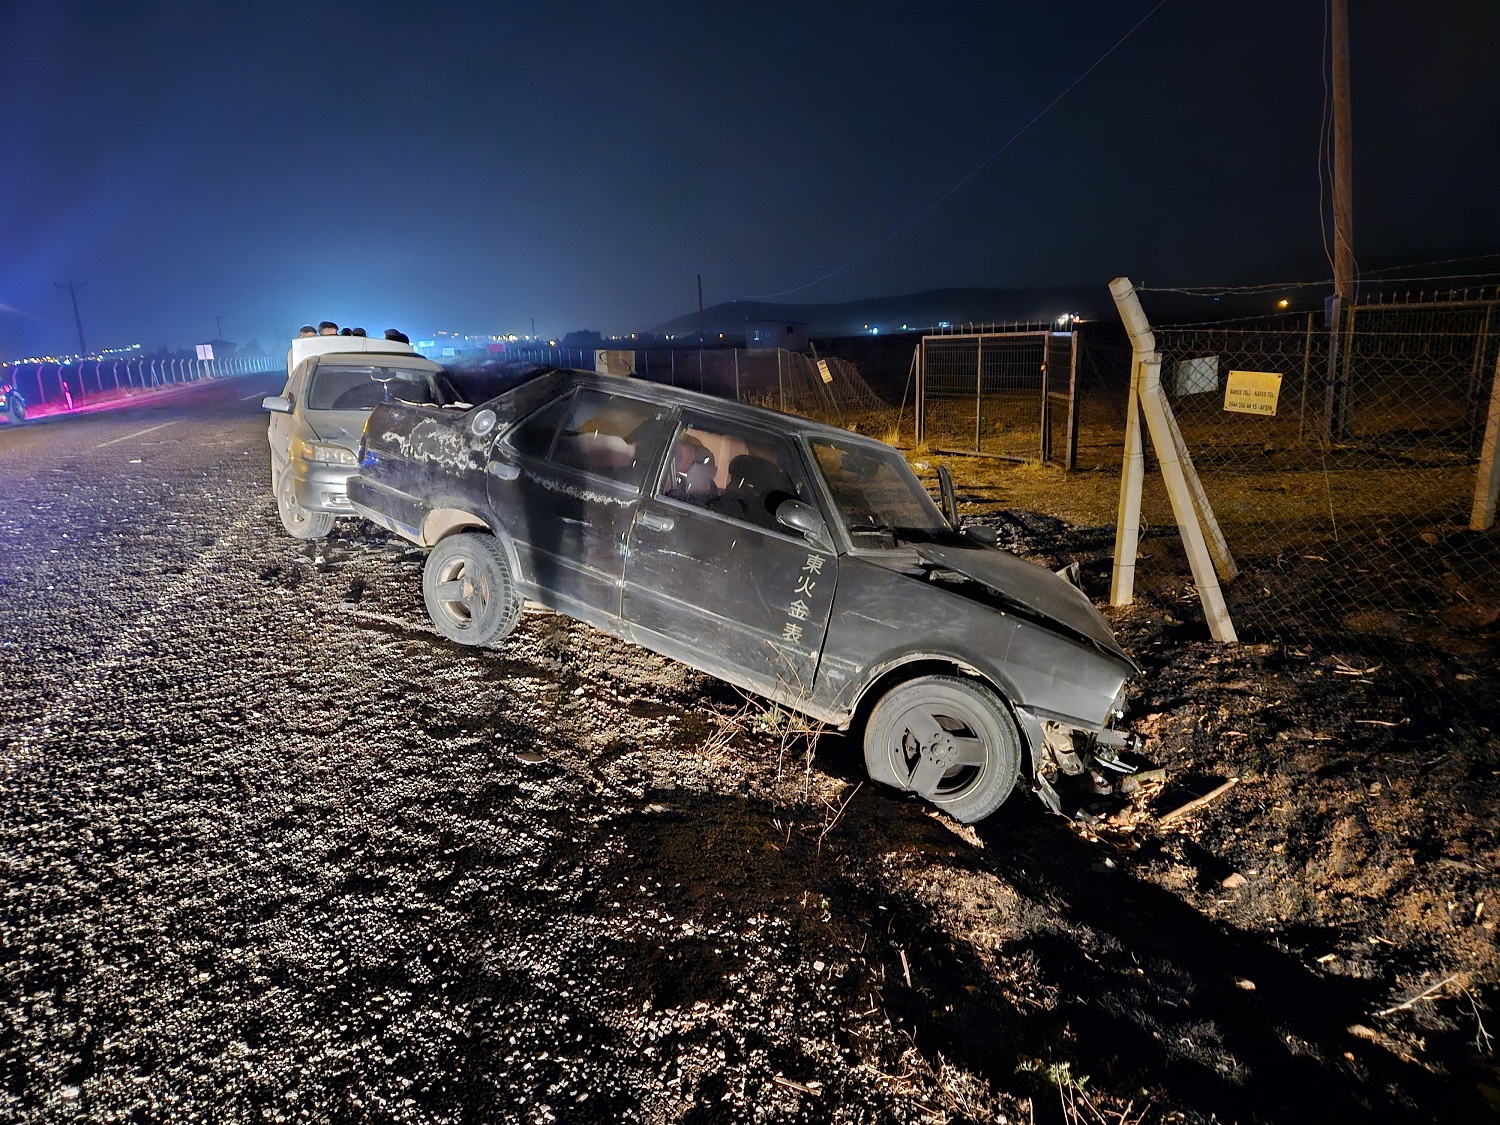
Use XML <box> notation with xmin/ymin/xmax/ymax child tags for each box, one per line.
<box><xmin>733</xmin><ymin>0</ymin><xmax>1171</xmax><ymax>301</ymax></box>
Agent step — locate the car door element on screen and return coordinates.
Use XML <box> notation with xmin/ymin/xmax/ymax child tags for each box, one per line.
<box><xmin>489</xmin><ymin>386</ymin><xmax>672</xmax><ymax>625</ymax></box>
<box><xmin>621</xmin><ymin>414</ymin><xmax>836</xmax><ymax>703</ymax></box>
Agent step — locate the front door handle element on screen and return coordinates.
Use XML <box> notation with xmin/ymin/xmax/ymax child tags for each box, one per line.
<box><xmin>636</xmin><ymin>511</ymin><xmax>674</xmax><ymax>533</ymax></box>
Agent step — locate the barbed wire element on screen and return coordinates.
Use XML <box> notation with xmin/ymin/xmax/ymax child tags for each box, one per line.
<box><xmin>1139</xmin><ymin>279</ymin><xmax>1333</xmax><ymax>295</ymax></box>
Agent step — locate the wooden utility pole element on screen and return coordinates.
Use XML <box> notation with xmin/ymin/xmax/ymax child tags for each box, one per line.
<box><xmin>1331</xmin><ymin>0</ymin><xmax>1354</xmax><ymax>299</ymax></box>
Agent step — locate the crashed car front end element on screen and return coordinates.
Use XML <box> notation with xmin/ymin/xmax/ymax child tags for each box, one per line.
<box><xmin>799</xmin><ymin>434</ymin><xmax>1142</xmax><ymax>813</ymax></box>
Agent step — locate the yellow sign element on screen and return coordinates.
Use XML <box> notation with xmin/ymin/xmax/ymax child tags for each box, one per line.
<box><xmin>1224</xmin><ymin>370</ymin><xmax>1283</xmax><ymax>416</ymax></box>
<box><xmin>816</xmin><ymin>358</ymin><xmax>834</xmax><ymax>384</ymax></box>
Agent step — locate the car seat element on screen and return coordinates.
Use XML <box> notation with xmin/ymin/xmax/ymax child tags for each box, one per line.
<box><xmin>725</xmin><ymin>454</ymin><xmax>797</xmax><ymax>529</ymax></box>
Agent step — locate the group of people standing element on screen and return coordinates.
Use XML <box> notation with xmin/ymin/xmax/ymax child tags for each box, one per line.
<box><xmin>296</xmin><ymin>321</ymin><xmax>410</xmax><ymax>345</ymax></box>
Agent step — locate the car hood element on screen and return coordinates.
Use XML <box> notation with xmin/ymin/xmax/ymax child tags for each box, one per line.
<box><xmin>914</xmin><ymin>543</ymin><xmax>1135</xmax><ymax>667</ymax></box>
<box><xmin>301</xmin><ymin>408</ymin><xmax>371</xmax><ymax>449</ymax></box>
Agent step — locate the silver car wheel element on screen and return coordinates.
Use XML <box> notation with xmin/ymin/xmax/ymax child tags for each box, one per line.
<box><xmin>864</xmin><ymin>675</ymin><xmax>1022</xmax><ymax>823</ymax></box>
<box><xmin>276</xmin><ymin>466</ymin><xmax>334</xmax><ymax>540</ymax></box>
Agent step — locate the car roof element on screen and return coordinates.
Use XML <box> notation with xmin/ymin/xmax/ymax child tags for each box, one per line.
<box><xmin>532</xmin><ymin>369</ymin><xmax>891</xmax><ymax>451</ymax></box>
<box><xmin>289</xmin><ymin>335</ymin><xmax>419</xmax><ymax>367</ymax></box>
<box><xmin>313</xmin><ymin>352</ymin><xmax>443</xmax><ymax>371</ymax></box>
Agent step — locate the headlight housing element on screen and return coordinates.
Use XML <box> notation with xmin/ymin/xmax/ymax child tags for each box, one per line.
<box><xmin>293</xmin><ymin>436</ymin><xmax>358</xmax><ymax>466</ymax></box>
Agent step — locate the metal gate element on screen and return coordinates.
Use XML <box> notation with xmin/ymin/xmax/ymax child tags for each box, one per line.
<box><xmin>915</xmin><ymin>330</ymin><xmax>1078</xmax><ymax>467</ymax></box>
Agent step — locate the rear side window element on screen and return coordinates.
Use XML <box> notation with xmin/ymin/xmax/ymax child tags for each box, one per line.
<box><xmin>507</xmin><ymin>395</ymin><xmax>572</xmax><ymax>458</ymax></box>
<box><xmin>507</xmin><ymin>389</ymin><xmax>669</xmax><ymax>487</ymax></box>
<box><xmin>659</xmin><ymin>416</ymin><xmax>807</xmax><ymax>531</ymax></box>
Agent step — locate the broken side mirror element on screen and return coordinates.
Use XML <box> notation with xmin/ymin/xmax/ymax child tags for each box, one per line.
<box><xmin>775</xmin><ymin>499</ymin><xmax>833</xmax><ymax>553</ymax></box>
<box><xmin>262</xmin><ymin>395</ymin><xmax>292</xmax><ymax>414</ymax></box>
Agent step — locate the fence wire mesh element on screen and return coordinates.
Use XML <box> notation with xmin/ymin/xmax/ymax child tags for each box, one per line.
<box><xmin>1130</xmin><ymin>293</ymin><xmax>1499</xmax><ymax>698</ymax></box>
<box><xmin>917</xmin><ymin>332</ymin><xmax>1053</xmax><ymax>460</ymax></box>
<box><xmin>620</xmin><ymin>348</ymin><xmax>909</xmax><ymax>443</ymax></box>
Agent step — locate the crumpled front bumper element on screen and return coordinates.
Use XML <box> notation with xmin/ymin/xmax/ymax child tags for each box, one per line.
<box><xmin>1014</xmin><ymin>706</ymin><xmax>1146</xmax><ymax>816</ymax></box>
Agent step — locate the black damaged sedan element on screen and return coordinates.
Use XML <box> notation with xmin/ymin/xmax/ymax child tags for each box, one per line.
<box><xmin>349</xmin><ymin>370</ymin><xmax>1139</xmax><ymax>822</ymax></box>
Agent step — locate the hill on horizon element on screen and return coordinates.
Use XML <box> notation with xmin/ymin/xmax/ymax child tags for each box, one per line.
<box><xmin>648</xmin><ymin>283</ymin><xmax>1311</xmax><ymax>340</ymax></box>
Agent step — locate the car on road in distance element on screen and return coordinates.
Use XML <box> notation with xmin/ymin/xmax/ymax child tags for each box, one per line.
<box><xmin>1</xmin><ymin>381</ymin><xmax>26</xmax><ymax>424</ymax></box>
<box><xmin>262</xmin><ymin>335</ymin><xmax>454</xmax><ymax>539</ymax></box>
<box><xmin>348</xmin><ymin>370</ymin><xmax>1140</xmax><ymax>823</ymax></box>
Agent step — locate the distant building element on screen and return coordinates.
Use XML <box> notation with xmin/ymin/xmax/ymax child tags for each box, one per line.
<box><xmin>745</xmin><ymin>320</ymin><xmax>808</xmax><ymax>352</ymax></box>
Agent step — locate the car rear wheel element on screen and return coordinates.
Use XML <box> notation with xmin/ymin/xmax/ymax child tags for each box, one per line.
<box><xmin>7</xmin><ymin>399</ymin><xmax>23</xmax><ymax>424</ymax></box>
<box><xmin>863</xmin><ymin>675</ymin><xmax>1022</xmax><ymax>823</ymax></box>
<box><xmin>422</xmin><ymin>532</ymin><xmax>522</xmax><ymax>646</ymax></box>
<box><xmin>276</xmin><ymin>466</ymin><xmax>334</xmax><ymax>539</ymax></box>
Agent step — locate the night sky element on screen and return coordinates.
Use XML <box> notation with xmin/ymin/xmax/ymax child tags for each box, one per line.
<box><xmin>2</xmin><ymin>0</ymin><xmax>1496</xmax><ymax>358</ymax></box>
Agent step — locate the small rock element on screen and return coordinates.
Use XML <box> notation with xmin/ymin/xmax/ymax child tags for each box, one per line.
<box><xmin>1235</xmin><ymin>977</ymin><xmax>1256</xmax><ymax>991</ymax></box>
<box><xmin>1221</xmin><ymin>872</ymin><xmax>1248</xmax><ymax>889</ymax></box>
<box><xmin>516</xmin><ymin>749</ymin><xmax>548</xmax><ymax>764</ymax></box>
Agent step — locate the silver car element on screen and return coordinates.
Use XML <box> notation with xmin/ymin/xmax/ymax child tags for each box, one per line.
<box><xmin>262</xmin><ymin>337</ymin><xmax>451</xmax><ymax>539</ymax></box>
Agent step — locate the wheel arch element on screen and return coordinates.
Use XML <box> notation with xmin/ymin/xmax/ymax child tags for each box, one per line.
<box><xmin>420</xmin><ymin>508</ymin><xmax>522</xmax><ymax>582</ymax></box>
<box><xmin>420</xmin><ymin>506</ymin><xmax>493</xmax><ymax>547</ymax></box>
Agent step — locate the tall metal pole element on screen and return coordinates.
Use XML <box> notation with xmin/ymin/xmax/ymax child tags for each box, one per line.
<box><xmin>212</xmin><ymin>315</ymin><xmax>224</xmax><ymax>340</ymax></box>
<box><xmin>1331</xmin><ymin>0</ymin><xmax>1355</xmax><ymax>300</ymax></box>
<box><xmin>697</xmin><ymin>274</ymin><xmax>705</xmax><ymax>346</ymax></box>
<box><xmin>1324</xmin><ymin>0</ymin><xmax>1355</xmax><ymax>441</ymax></box>
<box><xmin>55</xmin><ymin>281</ymin><xmax>88</xmax><ymax>357</ymax></box>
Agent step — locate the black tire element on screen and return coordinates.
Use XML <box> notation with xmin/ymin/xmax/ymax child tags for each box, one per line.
<box><xmin>276</xmin><ymin>466</ymin><xmax>334</xmax><ymax>540</ymax></box>
<box><xmin>422</xmin><ymin>532</ymin><xmax>522</xmax><ymax>646</ymax></box>
<box><xmin>863</xmin><ymin>675</ymin><xmax>1022</xmax><ymax>823</ymax></box>
<box><xmin>7</xmin><ymin>400</ymin><xmax>23</xmax><ymax>424</ymax></box>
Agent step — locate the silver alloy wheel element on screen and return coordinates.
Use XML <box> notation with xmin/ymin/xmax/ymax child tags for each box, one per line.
<box><xmin>863</xmin><ymin>675</ymin><xmax>1022</xmax><ymax>823</ymax></box>
<box><xmin>276</xmin><ymin>467</ymin><xmax>334</xmax><ymax>539</ymax></box>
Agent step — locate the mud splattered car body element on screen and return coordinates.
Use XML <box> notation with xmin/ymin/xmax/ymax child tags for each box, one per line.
<box><xmin>349</xmin><ymin>370</ymin><xmax>1139</xmax><ymax>821</ymax></box>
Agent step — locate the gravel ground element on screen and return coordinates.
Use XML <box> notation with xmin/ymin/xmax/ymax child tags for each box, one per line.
<box><xmin>2</xmin><ymin>378</ymin><xmax>1496</xmax><ymax>1124</ymax></box>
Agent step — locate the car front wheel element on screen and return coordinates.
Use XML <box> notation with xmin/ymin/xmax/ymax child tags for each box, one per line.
<box><xmin>276</xmin><ymin>467</ymin><xmax>334</xmax><ymax>540</ymax></box>
<box><xmin>863</xmin><ymin>675</ymin><xmax>1022</xmax><ymax>823</ymax></box>
<box><xmin>422</xmin><ymin>532</ymin><xmax>522</xmax><ymax>646</ymax></box>
<box><xmin>7</xmin><ymin>399</ymin><xmax>23</xmax><ymax>424</ymax></box>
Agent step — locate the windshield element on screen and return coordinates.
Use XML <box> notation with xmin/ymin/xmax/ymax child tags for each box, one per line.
<box><xmin>809</xmin><ymin>437</ymin><xmax>950</xmax><ymax>547</ymax></box>
<box><xmin>306</xmin><ymin>364</ymin><xmax>442</xmax><ymax>411</ymax></box>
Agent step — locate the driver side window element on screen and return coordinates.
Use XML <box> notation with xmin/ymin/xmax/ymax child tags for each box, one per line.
<box><xmin>659</xmin><ymin>418</ymin><xmax>806</xmax><ymax>532</ymax></box>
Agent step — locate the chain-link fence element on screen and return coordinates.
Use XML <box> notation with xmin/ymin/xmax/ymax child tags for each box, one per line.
<box><xmin>2</xmin><ymin>353</ymin><xmax>281</xmax><ymax>415</ymax></box>
<box><xmin>1117</xmin><ymin>287</ymin><xmax>1499</xmax><ymax>696</ymax></box>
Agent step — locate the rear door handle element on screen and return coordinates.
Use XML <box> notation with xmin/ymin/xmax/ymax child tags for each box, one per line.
<box><xmin>636</xmin><ymin>512</ymin><xmax>674</xmax><ymax>533</ymax></box>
